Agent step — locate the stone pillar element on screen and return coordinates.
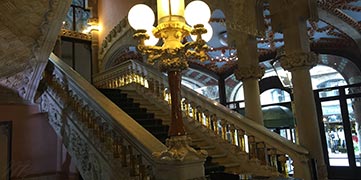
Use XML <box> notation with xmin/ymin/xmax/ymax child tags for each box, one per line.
<box><xmin>223</xmin><ymin>0</ymin><xmax>264</xmax><ymax>124</ymax></box>
<box><xmin>235</xmin><ymin>65</ymin><xmax>265</xmax><ymax>125</ymax></box>
<box><xmin>153</xmin><ymin>136</ymin><xmax>207</xmax><ymax>180</ymax></box>
<box><xmin>281</xmin><ymin>18</ymin><xmax>327</xmax><ymax>179</ymax></box>
<box><xmin>234</xmin><ymin>34</ymin><xmax>265</xmax><ymax>125</ymax></box>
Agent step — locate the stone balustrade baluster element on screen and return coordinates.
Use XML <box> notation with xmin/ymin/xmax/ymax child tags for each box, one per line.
<box><xmin>99</xmin><ymin>123</ymin><xmax>106</xmax><ymax>142</ymax></box>
<box><xmin>196</xmin><ymin>106</ymin><xmax>202</xmax><ymax>123</ymax></box>
<box><xmin>75</xmin><ymin>100</ymin><xmax>83</xmax><ymax>120</ymax></box>
<box><xmin>189</xmin><ymin>102</ymin><xmax>196</xmax><ymax>119</ymax></box>
<box><xmin>116</xmin><ymin>76</ymin><xmax>120</xmax><ymax>88</ymax></box>
<box><xmin>256</xmin><ymin>142</ymin><xmax>268</xmax><ymax>165</ymax></box>
<box><xmin>71</xmin><ymin>96</ymin><xmax>79</xmax><ymax>116</ymax></box>
<box><xmin>204</xmin><ymin>110</ymin><xmax>211</xmax><ymax>128</ymax></box>
<box><xmin>229</xmin><ymin>125</ymin><xmax>237</xmax><ymax>145</ymax></box>
<box><xmin>278</xmin><ymin>154</ymin><xmax>289</xmax><ymax>177</ymax></box>
<box><xmin>163</xmin><ymin>88</ymin><xmax>170</xmax><ymax>104</ymax></box>
<box><xmin>181</xmin><ymin>98</ymin><xmax>189</xmax><ymax>115</ymax></box>
<box><xmin>128</xmin><ymin>146</ymin><xmax>136</xmax><ymax>176</ymax></box>
<box><xmin>144</xmin><ymin>165</ymin><xmax>153</xmax><ymax>180</ymax></box>
<box><xmin>159</xmin><ymin>83</ymin><xmax>165</xmax><ymax>100</ymax></box>
<box><xmin>154</xmin><ymin>80</ymin><xmax>160</xmax><ymax>97</ymax></box>
<box><xmin>106</xmin><ymin>130</ymin><xmax>114</xmax><ymax>150</ymax></box>
<box><xmin>112</xmin><ymin>77</ymin><xmax>116</xmax><ymax>88</ymax></box>
<box><xmin>138</xmin><ymin>162</ymin><xmax>146</xmax><ymax>180</ymax></box>
<box><xmin>209</xmin><ymin>114</ymin><xmax>216</xmax><ymax>135</ymax></box>
<box><xmin>126</xmin><ymin>69</ymin><xmax>131</xmax><ymax>84</ymax></box>
<box><xmin>95</xmin><ymin>121</ymin><xmax>102</xmax><ymax>140</ymax></box>
<box><xmin>237</xmin><ymin>129</ymin><xmax>246</xmax><ymax>152</ymax></box>
<box><xmin>268</xmin><ymin>148</ymin><xmax>278</xmax><ymax>170</ymax></box>
<box><xmin>93</xmin><ymin>117</ymin><xmax>101</xmax><ymax>139</ymax></box>
<box><xmin>220</xmin><ymin>119</ymin><xmax>227</xmax><ymax>140</ymax></box>
<box><xmin>112</xmin><ymin>136</ymin><xmax>121</xmax><ymax>158</ymax></box>
<box><xmin>119</xmin><ymin>73</ymin><xmax>124</xmax><ymax>87</ymax></box>
<box><xmin>147</xmin><ymin>78</ymin><xmax>154</xmax><ymax>95</ymax></box>
<box><xmin>248</xmin><ymin>135</ymin><xmax>257</xmax><ymax>160</ymax></box>
<box><xmin>121</xmin><ymin>144</ymin><xmax>127</xmax><ymax>167</ymax></box>
<box><xmin>125</xmin><ymin>69</ymin><xmax>130</xmax><ymax>85</ymax></box>
<box><xmin>81</xmin><ymin>106</ymin><xmax>90</xmax><ymax>128</ymax></box>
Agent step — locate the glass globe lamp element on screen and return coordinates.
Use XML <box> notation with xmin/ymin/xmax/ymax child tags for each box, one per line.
<box><xmin>128</xmin><ymin>4</ymin><xmax>155</xmax><ymax>30</ymax></box>
<box><xmin>184</xmin><ymin>0</ymin><xmax>211</xmax><ymax>26</ymax></box>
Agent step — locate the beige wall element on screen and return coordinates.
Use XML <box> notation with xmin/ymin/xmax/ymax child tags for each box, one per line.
<box><xmin>98</xmin><ymin>0</ymin><xmax>143</xmax><ymax>46</ymax></box>
<box><xmin>0</xmin><ymin>104</ymin><xmax>59</xmax><ymax>179</ymax></box>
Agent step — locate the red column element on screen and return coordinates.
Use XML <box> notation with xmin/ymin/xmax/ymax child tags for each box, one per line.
<box><xmin>167</xmin><ymin>70</ymin><xmax>186</xmax><ymax>136</ymax></box>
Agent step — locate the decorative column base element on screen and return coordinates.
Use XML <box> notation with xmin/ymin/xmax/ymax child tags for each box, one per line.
<box><xmin>153</xmin><ymin>135</ymin><xmax>207</xmax><ymax>180</ymax></box>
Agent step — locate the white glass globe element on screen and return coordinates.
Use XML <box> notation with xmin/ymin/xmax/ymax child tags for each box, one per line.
<box><xmin>128</xmin><ymin>4</ymin><xmax>155</xmax><ymax>30</ymax></box>
<box><xmin>184</xmin><ymin>1</ymin><xmax>211</xmax><ymax>26</ymax></box>
<box><xmin>144</xmin><ymin>27</ymin><xmax>159</xmax><ymax>46</ymax></box>
<box><xmin>191</xmin><ymin>23</ymin><xmax>213</xmax><ymax>42</ymax></box>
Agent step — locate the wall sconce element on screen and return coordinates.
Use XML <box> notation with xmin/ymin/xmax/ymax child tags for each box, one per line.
<box><xmin>82</xmin><ymin>18</ymin><xmax>100</xmax><ymax>34</ymax></box>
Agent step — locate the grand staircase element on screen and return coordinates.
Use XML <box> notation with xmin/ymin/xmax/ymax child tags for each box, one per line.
<box><xmin>39</xmin><ymin>54</ymin><xmax>312</xmax><ymax>180</ymax></box>
<box><xmin>99</xmin><ymin>88</ymin><xmax>232</xmax><ymax>179</ymax></box>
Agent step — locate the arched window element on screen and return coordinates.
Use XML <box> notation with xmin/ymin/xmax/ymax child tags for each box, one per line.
<box><xmin>260</xmin><ymin>88</ymin><xmax>291</xmax><ymax>105</ymax></box>
<box><xmin>63</xmin><ymin>0</ymin><xmax>90</xmax><ymax>32</ymax></box>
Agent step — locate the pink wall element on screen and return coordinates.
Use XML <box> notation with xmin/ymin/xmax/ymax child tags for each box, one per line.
<box><xmin>0</xmin><ymin>104</ymin><xmax>59</xmax><ymax>178</ymax></box>
<box><xmin>98</xmin><ymin>0</ymin><xmax>143</xmax><ymax>46</ymax></box>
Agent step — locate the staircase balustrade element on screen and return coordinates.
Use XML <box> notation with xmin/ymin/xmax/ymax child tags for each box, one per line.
<box><xmin>93</xmin><ymin>59</ymin><xmax>312</xmax><ymax>179</ymax></box>
<box><xmin>40</xmin><ymin>54</ymin><xmax>167</xmax><ymax>180</ymax></box>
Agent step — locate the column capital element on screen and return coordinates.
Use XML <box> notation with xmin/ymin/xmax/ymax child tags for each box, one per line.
<box><xmin>280</xmin><ymin>52</ymin><xmax>319</xmax><ymax>71</ymax></box>
<box><xmin>234</xmin><ymin>65</ymin><xmax>265</xmax><ymax>81</ymax></box>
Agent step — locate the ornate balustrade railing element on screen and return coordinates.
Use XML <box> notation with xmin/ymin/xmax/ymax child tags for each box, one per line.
<box><xmin>93</xmin><ymin>59</ymin><xmax>312</xmax><ymax>178</ymax></box>
<box><xmin>40</xmin><ymin>53</ymin><xmax>166</xmax><ymax>180</ymax></box>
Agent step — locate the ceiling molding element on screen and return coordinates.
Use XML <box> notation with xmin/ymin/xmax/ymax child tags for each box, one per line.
<box><xmin>317</xmin><ymin>7</ymin><xmax>361</xmax><ymax>52</ymax></box>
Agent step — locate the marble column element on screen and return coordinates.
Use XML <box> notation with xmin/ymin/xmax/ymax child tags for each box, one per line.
<box><xmin>223</xmin><ymin>0</ymin><xmax>264</xmax><ymax>125</ymax></box>
<box><xmin>235</xmin><ymin>65</ymin><xmax>265</xmax><ymax>125</ymax></box>
<box><xmin>281</xmin><ymin>18</ymin><xmax>327</xmax><ymax>179</ymax></box>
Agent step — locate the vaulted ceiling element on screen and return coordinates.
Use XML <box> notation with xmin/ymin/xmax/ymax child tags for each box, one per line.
<box><xmin>182</xmin><ymin>0</ymin><xmax>361</xmax><ymax>87</ymax></box>
<box><xmin>0</xmin><ymin>0</ymin><xmax>360</xmax><ymax>101</ymax></box>
<box><xmin>0</xmin><ymin>0</ymin><xmax>71</xmax><ymax>102</ymax></box>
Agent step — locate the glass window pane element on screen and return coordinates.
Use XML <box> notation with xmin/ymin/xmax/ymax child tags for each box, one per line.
<box><xmin>318</xmin><ymin>89</ymin><xmax>339</xmax><ymax>98</ymax></box>
<box><xmin>321</xmin><ymin>100</ymin><xmax>349</xmax><ymax>166</ymax></box>
<box><xmin>260</xmin><ymin>89</ymin><xmax>291</xmax><ymax>105</ymax></box>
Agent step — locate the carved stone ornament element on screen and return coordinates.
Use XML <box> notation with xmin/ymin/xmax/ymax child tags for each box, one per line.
<box><xmin>152</xmin><ymin>135</ymin><xmax>207</xmax><ymax>162</ymax></box>
<box><xmin>280</xmin><ymin>52</ymin><xmax>319</xmax><ymax>71</ymax></box>
<box><xmin>61</xmin><ymin>29</ymin><xmax>92</xmax><ymax>41</ymax></box>
<box><xmin>234</xmin><ymin>65</ymin><xmax>265</xmax><ymax>81</ymax></box>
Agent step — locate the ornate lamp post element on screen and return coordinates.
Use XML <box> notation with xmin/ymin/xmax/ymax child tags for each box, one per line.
<box><xmin>128</xmin><ymin>0</ymin><xmax>211</xmax><ymax>157</ymax></box>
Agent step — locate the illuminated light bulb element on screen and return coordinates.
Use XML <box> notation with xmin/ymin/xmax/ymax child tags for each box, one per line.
<box><xmin>190</xmin><ymin>23</ymin><xmax>213</xmax><ymax>42</ymax></box>
<box><xmin>128</xmin><ymin>4</ymin><xmax>155</xmax><ymax>30</ymax></box>
<box><xmin>184</xmin><ymin>0</ymin><xmax>211</xmax><ymax>26</ymax></box>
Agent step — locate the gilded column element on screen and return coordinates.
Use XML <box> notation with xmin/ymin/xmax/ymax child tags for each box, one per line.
<box><xmin>235</xmin><ymin>65</ymin><xmax>265</xmax><ymax>125</ymax></box>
